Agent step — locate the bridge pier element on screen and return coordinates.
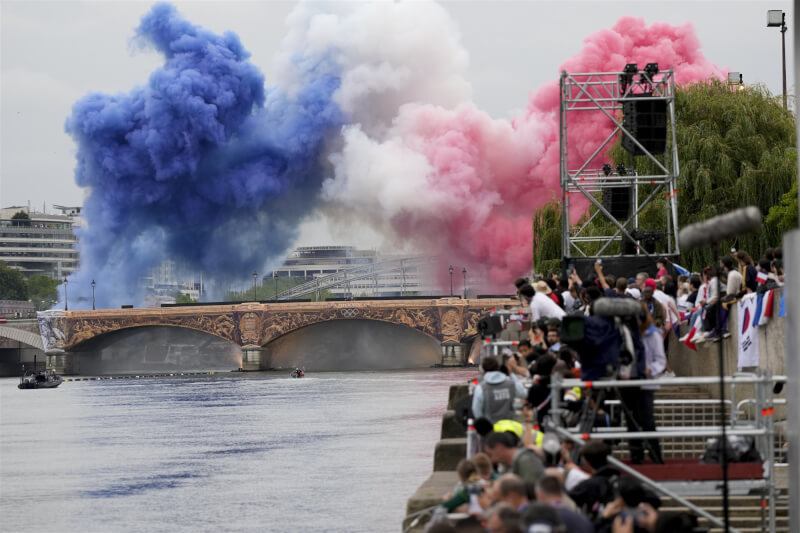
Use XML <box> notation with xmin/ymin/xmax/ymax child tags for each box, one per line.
<box><xmin>47</xmin><ymin>352</ymin><xmax>78</xmax><ymax>375</ymax></box>
<box><xmin>241</xmin><ymin>346</ymin><xmax>270</xmax><ymax>371</ymax></box>
<box><xmin>439</xmin><ymin>342</ymin><xmax>465</xmax><ymax>367</ymax></box>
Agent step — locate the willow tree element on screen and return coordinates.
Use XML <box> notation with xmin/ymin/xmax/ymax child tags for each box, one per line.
<box><xmin>532</xmin><ymin>80</ymin><xmax>797</xmax><ymax>273</ymax></box>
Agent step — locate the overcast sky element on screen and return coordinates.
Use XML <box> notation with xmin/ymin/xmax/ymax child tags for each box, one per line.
<box><xmin>1</xmin><ymin>0</ymin><xmax>794</xmax><ymax>247</ymax></box>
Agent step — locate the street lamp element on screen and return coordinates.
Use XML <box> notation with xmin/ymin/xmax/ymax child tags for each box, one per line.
<box><xmin>91</xmin><ymin>279</ymin><xmax>96</xmax><ymax>310</ymax></box>
<box><xmin>767</xmin><ymin>10</ymin><xmax>787</xmax><ymax>109</ymax></box>
<box><xmin>273</xmin><ymin>271</ymin><xmax>278</xmax><ymax>299</ymax></box>
<box><xmin>252</xmin><ymin>271</ymin><xmax>258</xmax><ymax>301</ymax></box>
<box><xmin>462</xmin><ymin>267</ymin><xmax>467</xmax><ymax>299</ymax></box>
<box><xmin>449</xmin><ymin>265</ymin><xmax>454</xmax><ymax>296</ymax></box>
<box><xmin>63</xmin><ymin>277</ymin><xmax>68</xmax><ymax>311</ymax></box>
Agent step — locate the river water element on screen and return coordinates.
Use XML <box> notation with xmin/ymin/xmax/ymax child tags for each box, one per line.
<box><xmin>1</xmin><ymin>369</ymin><xmax>474</xmax><ymax>532</ymax></box>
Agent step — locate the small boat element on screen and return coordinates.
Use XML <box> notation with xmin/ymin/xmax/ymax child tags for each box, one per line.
<box><xmin>290</xmin><ymin>368</ymin><xmax>305</xmax><ymax>378</ymax></box>
<box><xmin>18</xmin><ymin>368</ymin><xmax>64</xmax><ymax>389</ymax></box>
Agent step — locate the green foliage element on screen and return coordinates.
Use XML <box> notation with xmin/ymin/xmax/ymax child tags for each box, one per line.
<box><xmin>27</xmin><ymin>275</ymin><xmax>61</xmax><ymax>310</ymax></box>
<box><xmin>11</xmin><ymin>211</ymin><xmax>31</xmax><ymax>227</ymax></box>
<box><xmin>766</xmin><ymin>181</ymin><xmax>799</xmax><ymax>233</ymax></box>
<box><xmin>532</xmin><ymin>80</ymin><xmax>797</xmax><ymax>272</ymax></box>
<box><xmin>174</xmin><ymin>291</ymin><xmax>197</xmax><ymax>304</ymax></box>
<box><xmin>225</xmin><ymin>275</ymin><xmax>309</xmax><ymax>301</ymax></box>
<box><xmin>0</xmin><ymin>261</ymin><xmax>28</xmax><ymax>300</ymax></box>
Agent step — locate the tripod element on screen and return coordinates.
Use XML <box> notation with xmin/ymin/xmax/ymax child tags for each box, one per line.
<box><xmin>576</xmin><ymin>382</ymin><xmax>663</xmax><ymax>465</ymax></box>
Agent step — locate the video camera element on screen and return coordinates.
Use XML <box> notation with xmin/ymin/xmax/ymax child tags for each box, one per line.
<box><xmin>476</xmin><ymin>308</ymin><xmax>528</xmax><ymax>338</ymax></box>
<box><xmin>559</xmin><ymin>298</ymin><xmax>645</xmax><ymax>381</ymax></box>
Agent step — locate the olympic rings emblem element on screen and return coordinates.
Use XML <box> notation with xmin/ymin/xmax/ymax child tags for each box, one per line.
<box><xmin>340</xmin><ymin>308</ymin><xmax>360</xmax><ymax>318</ymax></box>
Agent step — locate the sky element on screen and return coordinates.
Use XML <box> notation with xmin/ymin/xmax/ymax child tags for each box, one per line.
<box><xmin>0</xmin><ymin>0</ymin><xmax>795</xmax><ymax>251</ymax></box>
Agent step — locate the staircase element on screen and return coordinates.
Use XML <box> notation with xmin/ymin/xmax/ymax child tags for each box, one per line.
<box><xmin>611</xmin><ymin>384</ymin><xmax>789</xmax><ymax>532</ymax></box>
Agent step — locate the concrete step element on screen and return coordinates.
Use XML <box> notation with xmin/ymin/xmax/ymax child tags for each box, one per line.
<box><xmin>660</xmin><ymin>505</ymin><xmax>788</xmax><ymax>517</ymax></box>
<box><xmin>433</xmin><ymin>438</ymin><xmax>466</xmax><ymax>471</ymax></box>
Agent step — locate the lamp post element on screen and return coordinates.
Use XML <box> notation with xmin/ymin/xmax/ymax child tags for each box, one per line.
<box><xmin>252</xmin><ymin>271</ymin><xmax>258</xmax><ymax>301</ymax></box>
<box><xmin>449</xmin><ymin>265</ymin><xmax>454</xmax><ymax>296</ymax></box>
<box><xmin>91</xmin><ymin>279</ymin><xmax>96</xmax><ymax>310</ymax></box>
<box><xmin>63</xmin><ymin>277</ymin><xmax>68</xmax><ymax>311</ymax></box>
<box><xmin>273</xmin><ymin>271</ymin><xmax>278</xmax><ymax>299</ymax></box>
<box><xmin>462</xmin><ymin>267</ymin><xmax>467</xmax><ymax>299</ymax></box>
<box><xmin>767</xmin><ymin>10</ymin><xmax>787</xmax><ymax>110</ymax></box>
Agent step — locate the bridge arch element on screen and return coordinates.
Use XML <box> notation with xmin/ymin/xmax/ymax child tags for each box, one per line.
<box><xmin>68</xmin><ymin>323</ymin><xmax>239</xmax><ymax>352</ymax></box>
<box><xmin>260</xmin><ymin>319</ymin><xmax>443</xmax><ymax>371</ymax></box>
<box><xmin>0</xmin><ymin>325</ymin><xmax>44</xmax><ymax>350</ymax></box>
<box><xmin>66</xmin><ymin>325</ymin><xmax>242</xmax><ymax>375</ymax></box>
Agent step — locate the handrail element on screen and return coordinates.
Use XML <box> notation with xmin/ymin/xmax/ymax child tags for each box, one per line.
<box><xmin>556</xmin><ymin>375</ymin><xmax>786</xmax><ymax>389</ymax></box>
<box><xmin>549</xmin><ymin>425</ymin><xmax>740</xmax><ymax>533</ymax></box>
<box><xmin>402</xmin><ymin>504</ymin><xmax>442</xmax><ymax>533</ymax></box>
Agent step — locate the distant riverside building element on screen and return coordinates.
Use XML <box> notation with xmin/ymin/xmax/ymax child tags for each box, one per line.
<box><xmin>268</xmin><ymin>246</ymin><xmax>435</xmax><ymax>298</ymax></box>
<box><xmin>0</xmin><ymin>205</ymin><xmax>81</xmax><ymax>278</ymax></box>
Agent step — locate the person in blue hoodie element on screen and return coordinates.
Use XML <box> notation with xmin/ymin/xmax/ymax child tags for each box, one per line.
<box><xmin>472</xmin><ymin>355</ymin><xmax>527</xmax><ymax>423</ymax></box>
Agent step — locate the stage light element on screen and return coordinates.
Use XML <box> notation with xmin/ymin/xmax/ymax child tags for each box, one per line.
<box><xmin>620</xmin><ymin>63</ymin><xmax>638</xmax><ymax>93</ymax></box>
<box><xmin>766</xmin><ymin>10</ymin><xmax>783</xmax><ymax>27</ymax></box>
<box><xmin>727</xmin><ymin>72</ymin><xmax>743</xmax><ymax>85</ymax></box>
<box><xmin>616</xmin><ymin>164</ymin><xmax>627</xmax><ymax>176</ymax></box>
<box><xmin>644</xmin><ymin>63</ymin><xmax>659</xmax><ymax>77</ymax></box>
<box><xmin>602</xmin><ymin>164</ymin><xmax>612</xmax><ymax>176</ymax></box>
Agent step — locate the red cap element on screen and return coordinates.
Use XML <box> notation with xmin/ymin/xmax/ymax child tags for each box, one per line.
<box><xmin>645</xmin><ymin>278</ymin><xmax>657</xmax><ymax>290</ymax></box>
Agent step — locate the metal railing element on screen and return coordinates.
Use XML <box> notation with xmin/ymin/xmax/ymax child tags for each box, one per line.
<box><xmin>274</xmin><ymin>256</ymin><xmax>436</xmax><ymax>300</ymax></box>
<box><xmin>549</xmin><ymin>371</ymin><xmax>782</xmax><ymax>533</ymax></box>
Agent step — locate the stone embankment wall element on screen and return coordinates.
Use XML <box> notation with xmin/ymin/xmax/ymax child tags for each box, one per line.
<box><xmin>670</xmin><ymin>288</ymin><xmax>785</xmax><ymax>403</ymax></box>
<box><xmin>403</xmin><ymin>382</ymin><xmax>468</xmax><ymax>532</ymax></box>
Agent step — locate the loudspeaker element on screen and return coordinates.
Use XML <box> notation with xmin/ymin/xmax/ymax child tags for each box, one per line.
<box><xmin>603</xmin><ymin>186</ymin><xmax>633</xmax><ymax>220</ymax></box>
<box><xmin>621</xmin><ymin>95</ymin><xmax>667</xmax><ymax>155</ymax></box>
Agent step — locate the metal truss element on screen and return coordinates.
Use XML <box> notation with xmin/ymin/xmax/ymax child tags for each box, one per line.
<box><xmin>559</xmin><ymin>68</ymin><xmax>681</xmax><ymax>260</ymax></box>
<box><xmin>275</xmin><ymin>256</ymin><xmax>436</xmax><ymax>300</ymax></box>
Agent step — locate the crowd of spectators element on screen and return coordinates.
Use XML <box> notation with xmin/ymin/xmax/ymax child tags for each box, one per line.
<box><xmin>425</xmin><ymin>247</ymin><xmax>785</xmax><ymax>533</ymax></box>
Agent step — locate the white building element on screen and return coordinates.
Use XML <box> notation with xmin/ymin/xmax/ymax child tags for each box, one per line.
<box><xmin>0</xmin><ymin>205</ymin><xmax>81</xmax><ymax>278</ymax></box>
<box><xmin>269</xmin><ymin>246</ymin><xmax>436</xmax><ymax>298</ymax></box>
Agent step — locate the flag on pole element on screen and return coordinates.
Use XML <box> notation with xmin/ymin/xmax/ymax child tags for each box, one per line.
<box><xmin>756</xmin><ymin>271</ymin><xmax>768</xmax><ymax>285</ymax></box>
<box><xmin>672</xmin><ymin>263</ymin><xmax>690</xmax><ymax>277</ymax></box>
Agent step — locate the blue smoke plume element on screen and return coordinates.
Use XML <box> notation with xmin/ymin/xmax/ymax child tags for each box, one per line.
<box><xmin>63</xmin><ymin>3</ymin><xmax>343</xmax><ymax>308</ymax></box>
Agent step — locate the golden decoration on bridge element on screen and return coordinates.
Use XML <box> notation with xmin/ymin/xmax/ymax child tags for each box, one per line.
<box><xmin>37</xmin><ymin>298</ymin><xmax>516</xmax><ymax>353</ymax></box>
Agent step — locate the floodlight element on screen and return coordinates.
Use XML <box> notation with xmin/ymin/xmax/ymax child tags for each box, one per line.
<box><xmin>644</xmin><ymin>63</ymin><xmax>659</xmax><ymax>76</ymax></box>
<box><xmin>727</xmin><ymin>72</ymin><xmax>742</xmax><ymax>84</ymax></box>
<box><xmin>767</xmin><ymin>10</ymin><xmax>783</xmax><ymax>27</ymax></box>
<box><xmin>602</xmin><ymin>164</ymin><xmax>612</xmax><ymax>177</ymax></box>
<box><xmin>616</xmin><ymin>164</ymin><xmax>627</xmax><ymax>176</ymax></box>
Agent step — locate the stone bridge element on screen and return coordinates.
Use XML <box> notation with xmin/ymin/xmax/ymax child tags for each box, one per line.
<box><xmin>36</xmin><ymin>297</ymin><xmax>515</xmax><ymax>373</ymax></box>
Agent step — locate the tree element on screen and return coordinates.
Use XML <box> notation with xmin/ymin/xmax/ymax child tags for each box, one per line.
<box><xmin>766</xmin><ymin>182</ymin><xmax>799</xmax><ymax>234</ymax></box>
<box><xmin>11</xmin><ymin>211</ymin><xmax>31</xmax><ymax>227</ymax></box>
<box><xmin>532</xmin><ymin>80</ymin><xmax>797</xmax><ymax>272</ymax></box>
<box><xmin>27</xmin><ymin>275</ymin><xmax>61</xmax><ymax>311</ymax></box>
<box><xmin>0</xmin><ymin>261</ymin><xmax>28</xmax><ymax>300</ymax></box>
<box><xmin>174</xmin><ymin>291</ymin><xmax>197</xmax><ymax>304</ymax></box>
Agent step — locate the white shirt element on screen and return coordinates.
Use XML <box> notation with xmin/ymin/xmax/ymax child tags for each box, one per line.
<box><xmin>561</xmin><ymin>290</ymin><xmax>575</xmax><ymax>311</ymax></box>
<box><xmin>529</xmin><ymin>292</ymin><xmax>566</xmax><ymax>321</ymax></box>
<box><xmin>726</xmin><ymin>269</ymin><xmax>742</xmax><ymax>296</ymax></box>
<box><xmin>653</xmin><ymin>290</ymin><xmax>678</xmax><ymax>326</ymax></box>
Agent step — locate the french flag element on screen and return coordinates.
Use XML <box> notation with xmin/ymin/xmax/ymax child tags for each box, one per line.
<box><xmin>672</xmin><ymin>263</ymin><xmax>690</xmax><ymax>277</ymax></box>
<box><xmin>684</xmin><ymin>313</ymin><xmax>702</xmax><ymax>351</ymax></box>
<box><xmin>756</xmin><ymin>271</ymin><xmax>768</xmax><ymax>285</ymax></box>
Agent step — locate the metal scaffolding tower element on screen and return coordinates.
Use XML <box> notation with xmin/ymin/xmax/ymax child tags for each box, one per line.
<box><xmin>559</xmin><ymin>67</ymin><xmax>680</xmax><ymax>262</ymax></box>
